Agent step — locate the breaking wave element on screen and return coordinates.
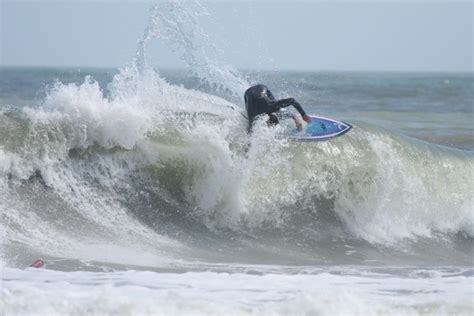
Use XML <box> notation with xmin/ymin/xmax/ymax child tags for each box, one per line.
<box><xmin>1</xmin><ymin>0</ymin><xmax>472</xmax><ymax>270</ymax></box>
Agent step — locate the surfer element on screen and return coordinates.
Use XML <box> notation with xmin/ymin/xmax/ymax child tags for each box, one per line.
<box><xmin>244</xmin><ymin>84</ymin><xmax>311</xmax><ymax>132</ymax></box>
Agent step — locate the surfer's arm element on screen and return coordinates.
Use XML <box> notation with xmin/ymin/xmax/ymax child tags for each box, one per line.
<box><xmin>273</xmin><ymin>98</ymin><xmax>297</xmax><ymax>110</ymax></box>
<box><xmin>274</xmin><ymin>98</ymin><xmax>311</xmax><ymax>123</ymax></box>
<box><xmin>293</xmin><ymin>114</ymin><xmax>304</xmax><ymax>131</ymax></box>
<box><xmin>278</xmin><ymin>109</ymin><xmax>304</xmax><ymax>130</ymax></box>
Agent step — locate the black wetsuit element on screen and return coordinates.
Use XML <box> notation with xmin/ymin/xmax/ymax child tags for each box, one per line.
<box><xmin>244</xmin><ymin>84</ymin><xmax>307</xmax><ymax>132</ymax></box>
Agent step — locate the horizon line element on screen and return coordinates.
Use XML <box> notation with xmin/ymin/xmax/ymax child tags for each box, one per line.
<box><xmin>1</xmin><ymin>64</ymin><xmax>473</xmax><ymax>74</ymax></box>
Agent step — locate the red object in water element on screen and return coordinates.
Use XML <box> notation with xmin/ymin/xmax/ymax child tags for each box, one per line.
<box><xmin>30</xmin><ymin>259</ymin><xmax>44</xmax><ymax>268</ymax></box>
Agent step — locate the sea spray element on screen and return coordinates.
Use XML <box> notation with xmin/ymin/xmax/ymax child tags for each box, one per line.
<box><xmin>128</xmin><ymin>0</ymin><xmax>248</xmax><ymax>100</ymax></box>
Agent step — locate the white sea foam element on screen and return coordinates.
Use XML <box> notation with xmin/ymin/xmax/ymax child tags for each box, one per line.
<box><xmin>1</xmin><ymin>267</ymin><xmax>472</xmax><ymax>316</ymax></box>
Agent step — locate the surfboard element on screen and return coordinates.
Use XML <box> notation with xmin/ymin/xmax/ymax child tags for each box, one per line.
<box><xmin>289</xmin><ymin>115</ymin><xmax>352</xmax><ymax>141</ymax></box>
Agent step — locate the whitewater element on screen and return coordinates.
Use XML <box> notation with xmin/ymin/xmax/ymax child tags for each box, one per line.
<box><xmin>1</xmin><ymin>1</ymin><xmax>473</xmax><ymax>315</ymax></box>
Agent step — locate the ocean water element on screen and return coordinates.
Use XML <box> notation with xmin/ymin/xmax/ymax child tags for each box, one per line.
<box><xmin>1</xmin><ymin>1</ymin><xmax>473</xmax><ymax>315</ymax></box>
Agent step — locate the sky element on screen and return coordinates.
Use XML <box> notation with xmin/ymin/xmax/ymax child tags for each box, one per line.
<box><xmin>1</xmin><ymin>0</ymin><xmax>473</xmax><ymax>71</ymax></box>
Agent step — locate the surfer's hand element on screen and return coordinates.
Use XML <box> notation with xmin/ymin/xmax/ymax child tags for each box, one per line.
<box><xmin>303</xmin><ymin>114</ymin><xmax>312</xmax><ymax>123</ymax></box>
<box><xmin>295</xmin><ymin>120</ymin><xmax>303</xmax><ymax>131</ymax></box>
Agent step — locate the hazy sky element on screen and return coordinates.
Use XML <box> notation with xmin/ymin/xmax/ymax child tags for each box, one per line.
<box><xmin>1</xmin><ymin>0</ymin><xmax>473</xmax><ymax>71</ymax></box>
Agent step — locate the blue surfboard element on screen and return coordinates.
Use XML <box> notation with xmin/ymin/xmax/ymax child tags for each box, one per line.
<box><xmin>289</xmin><ymin>115</ymin><xmax>352</xmax><ymax>141</ymax></box>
